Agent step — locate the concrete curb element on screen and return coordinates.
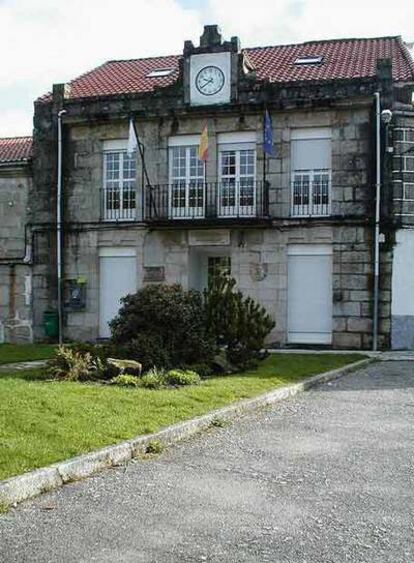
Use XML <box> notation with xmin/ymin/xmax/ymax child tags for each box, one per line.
<box><xmin>0</xmin><ymin>357</ymin><xmax>374</xmax><ymax>507</ymax></box>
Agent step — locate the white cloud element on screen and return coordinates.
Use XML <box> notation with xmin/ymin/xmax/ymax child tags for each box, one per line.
<box><xmin>1</xmin><ymin>0</ymin><xmax>414</xmax><ymax>137</ymax></box>
<box><xmin>0</xmin><ymin>108</ymin><xmax>33</xmax><ymax>137</ymax></box>
<box><xmin>0</xmin><ymin>0</ymin><xmax>202</xmax><ymax>136</ymax></box>
<box><xmin>208</xmin><ymin>0</ymin><xmax>414</xmax><ymax>46</ymax></box>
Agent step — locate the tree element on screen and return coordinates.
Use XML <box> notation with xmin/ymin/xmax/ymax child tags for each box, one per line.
<box><xmin>204</xmin><ymin>274</ymin><xmax>275</xmax><ymax>367</ymax></box>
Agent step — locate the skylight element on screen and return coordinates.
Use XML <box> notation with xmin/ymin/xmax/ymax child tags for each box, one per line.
<box><xmin>147</xmin><ymin>69</ymin><xmax>174</xmax><ymax>78</ymax></box>
<box><xmin>294</xmin><ymin>55</ymin><xmax>323</xmax><ymax>66</ymax></box>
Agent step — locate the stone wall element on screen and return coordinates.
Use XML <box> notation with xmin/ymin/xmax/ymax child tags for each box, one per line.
<box><xmin>0</xmin><ymin>166</ymin><xmax>33</xmax><ymax>342</ymax></box>
<box><xmin>29</xmin><ymin>52</ymin><xmax>398</xmax><ymax>349</ymax></box>
<box><xmin>61</xmin><ymin>104</ymin><xmax>373</xmax><ymax>224</ymax></box>
<box><xmin>56</xmin><ymin>221</ymin><xmax>386</xmax><ymax>349</ymax></box>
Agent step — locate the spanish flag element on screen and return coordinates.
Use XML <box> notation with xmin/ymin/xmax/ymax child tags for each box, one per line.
<box><xmin>198</xmin><ymin>122</ymin><xmax>208</xmax><ymax>162</ymax></box>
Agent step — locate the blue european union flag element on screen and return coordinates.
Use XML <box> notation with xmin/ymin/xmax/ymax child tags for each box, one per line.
<box><xmin>263</xmin><ymin>109</ymin><xmax>274</xmax><ymax>156</ymax></box>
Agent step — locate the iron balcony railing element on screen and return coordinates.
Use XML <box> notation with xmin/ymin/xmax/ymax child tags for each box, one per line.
<box><xmin>291</xmin><ymin>169</ymin><xmax>331</xmax><ymax>217</ymax></box>
<box><xmin>144</xmin><ymin>180</ymin><xmax>269</xmax><ymax>222</ymax></box>
<box><xmin>100</xmin><ymin>187</ymin><xmax>137</xmax><ymax>221</ymax></box>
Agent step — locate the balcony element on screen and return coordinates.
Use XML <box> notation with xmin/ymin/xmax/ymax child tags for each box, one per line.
<box><xmin>144</xmin><ymin>180</ymin><xmax>269</xmax><ymax>225</ymax></box>
<box><xmin>291</xmin><ymin>169</ymin><xmax>331</xmax><ymax>217</ymax></box>
<box><xmin>100</xmin><ymin>187</ymin><xmax>137</xmax><ymax>221</ymax></box>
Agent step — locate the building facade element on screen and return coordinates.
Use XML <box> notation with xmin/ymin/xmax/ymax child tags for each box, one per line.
<box><xmin>0</xmin><ymin>137</ymin><xmax>33</xmax><ymax>342</ymax></box>
<box><xmin>2</xmin><ymin>26</ymin><xmax>414</xmax><ymax>349</ymax></box>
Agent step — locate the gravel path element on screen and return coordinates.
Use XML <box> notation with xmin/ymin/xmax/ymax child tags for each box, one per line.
<box><xmin>1</xmin><ymin>361</ymin><xmax>413</xmax><ymax>562</ymax></box>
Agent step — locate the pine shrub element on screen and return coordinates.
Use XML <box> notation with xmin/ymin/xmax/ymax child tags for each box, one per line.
<box><xmin>204</xmin><ymin>274</ymin><xmax>275</xmax><ymax>367</ymax></box>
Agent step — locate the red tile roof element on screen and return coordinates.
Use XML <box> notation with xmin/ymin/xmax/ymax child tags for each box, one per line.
<box><xmin>0</xmin><ymin>137</ymin><xmax>32</xmax><ymax>164</ymax></box>
<box><xmin>39</xmin><ymin>36</ymin><xmax>414</xmax><ymax>103</ymax></box>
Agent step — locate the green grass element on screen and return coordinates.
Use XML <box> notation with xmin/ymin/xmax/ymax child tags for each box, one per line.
<box><xmin>0</xmin><ymin>344</ymin><xmax>56</xmax><ymax>365</ymax></box>
<box><xmin>0</xmin><ymin>353</ymin><xmax>365</xmax><ymax>481</ymax></box>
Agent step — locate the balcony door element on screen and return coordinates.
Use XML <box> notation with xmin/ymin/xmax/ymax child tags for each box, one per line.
<box><xmin>291</xmin><ymin>129</ymin><xmax>332</xmax><ymax>217</ymax></box>
<box><xmin>169</xmin><ymin>146</ymin><xmax>205</xmax><ymax>219</ymax></box>
<box><xmin>219</xmin><ymin>146</ymin><xmax>256</xmax><ymax>218</ymax></box>
<box><xmin>103</xmin><ymin>150</ymin><xmax>136</xmax><ymax>221</ymax></box>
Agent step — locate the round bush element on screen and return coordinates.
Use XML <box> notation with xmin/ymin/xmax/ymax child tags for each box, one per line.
<box><xmin>164</xmin><ymin>369</ymin><xmax>201</xmax><ymax>386</ymax></box>
<box><xmin>111</xmin><ymin>374</ymin><xmax>140</xmax><ymax>387</ymax></box>
<box><xmin>110</xmin><ymin>284</ymin><xmax>215</xmax><ymax>369</ymax></box>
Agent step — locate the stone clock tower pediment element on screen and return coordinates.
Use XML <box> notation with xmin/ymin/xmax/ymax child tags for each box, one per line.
<box><xmin>183</xmin><ymin>25</ymin><xmax>242</xmax><ymax>107</ymax></box>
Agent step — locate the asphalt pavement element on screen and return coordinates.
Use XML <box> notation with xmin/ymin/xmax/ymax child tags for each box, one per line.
<box><xmin>0</xmin><ymin>361</ymin><xmax>413</xmax><ymax>562</ymax></box>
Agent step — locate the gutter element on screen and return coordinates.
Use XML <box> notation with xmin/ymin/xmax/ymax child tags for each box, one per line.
<box><xmin>372</xmin><ymin>92</ymin><xmax>381</xmax><ymax>352</ymax></box>
<box><xmin>0</xmin><ymin>159</ymin><xmax>31</xmax><ymax>169</ymax></box>
<box><xmin>57</xmin><ymin>109</ymin><xmax>67</xmax><ymax>346</ymax></box>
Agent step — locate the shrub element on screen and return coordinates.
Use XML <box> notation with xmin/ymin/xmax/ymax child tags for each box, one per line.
<box><xmin>183</xmin><ymin>362</ymin><xmax>214</xmax><ymax>378</ymax></box>
<box><xmin>111</xmin><ymin>374</ymin><xmax>140</xmax><ymax>387</ymax></box>
<box><xmin>107</xmin><ymin>334</ymin><xmax>171</xmax><ymax>374</ymax></box>
<box><xmin>164</xmin><ymin>369</ymin><xmax>201</xmax><ymax>386</ymax></box>
<box><xmin>205</xmin><ymin>274</ymin><xmax>275</xmax><ymax>367</ymax></box>
<box><xmin>210</xmin><ymin>416</ymin><xmax>227</xmax><ymax>428</ymax></box>
<box><xmin>110</xmin><ymin>284</ymin><xmax>215</xmax><ymax>369</ymax></box>
<box><xmin>65</xmin><ymin>342</ymin><xmax>108</xmax><ymax>362</ymax></box>
<box><xmin>139</xmin><ymin>367</ymin><xmax>165</xmax><ymax>389</ymax></box>
<box><xmin>145</xmin><ymin>440</ymin><xmax>164</xmax><ymax>454</ymax></box>
<box><xmin>0</xmin><ymin>501</ymin><xmax>10</xmax><ymax>515</ymax></box>
<box><xmin>48</xmin><ymin>346</ymin><xmax>104</xmax><ymax>381</ymax></box>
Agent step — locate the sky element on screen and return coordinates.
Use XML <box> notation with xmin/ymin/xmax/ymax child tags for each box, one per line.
<box><xmin>0</xmin><ymin>0</ymin><xmax>413</xmax><ymax>137</ymax></box>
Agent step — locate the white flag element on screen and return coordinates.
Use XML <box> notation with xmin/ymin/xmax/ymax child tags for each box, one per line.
<box><xmin>127</xmin><ymin>118</ymin><xmax>138</xmax><ymax>156</ymax></box>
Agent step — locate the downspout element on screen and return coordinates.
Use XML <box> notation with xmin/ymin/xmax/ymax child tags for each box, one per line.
<box><xmin>57</xmin><ymin>109</ymin><xmax>67</xmax><ymax>345</ymax></box>
<box><xmin>373</xmin><ymin>92</ymin><xmax>381</xmax><ymax>351</ymax></box>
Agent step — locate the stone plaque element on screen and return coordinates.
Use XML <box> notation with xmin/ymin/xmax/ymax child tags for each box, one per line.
<box><xmin>143</xmin><ymin>266</ymin><xmax>165</xmax><ymax>282</ymax></box>
<box><xmin>189</xmin><ymin>229</ymin><xmax>230</xmax><ymax>246</ymax></box>
<box><xmin>249</xmin><ymin>262</ymin><xmax>268</xmax><ymax>282</ymax></box>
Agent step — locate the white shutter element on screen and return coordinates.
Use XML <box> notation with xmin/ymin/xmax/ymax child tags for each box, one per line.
<box><xmin>291</xmin><ymin>138</ymin><xmax>331</xmax><ymax>170</ymax></box>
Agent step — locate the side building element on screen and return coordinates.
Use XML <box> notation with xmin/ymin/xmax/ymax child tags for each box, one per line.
<box><xmin>0</xmin><ymin>137</ymin><xmax>33</xmax><ymax>343</ymax></box>
<box><xmin>2</xmin><ymin>26</ymin><xmax>414</xmax><ymax>349</ymax></box>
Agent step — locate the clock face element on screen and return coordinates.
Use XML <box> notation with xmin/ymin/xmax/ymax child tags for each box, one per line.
<box><xmin>195</xmin><ymin>66</ymin><xmax>225</xmax><ymax>96</ymax></box>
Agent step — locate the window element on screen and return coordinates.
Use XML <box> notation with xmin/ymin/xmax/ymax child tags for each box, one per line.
<box><xmin>403</xmin><ymin>183</ymin><xmax>414</xmax><ymax>200</ymax></box>
<box><xmin>147</xmin><ymin>69</ymin><xmax>174</xmax><ymax>78</ymax></box>
<box><xmin>208</xmin><ymin>256</ymin><xmax>231</xmax><ymax>286</ymax></box>
<box><xmin>294</xmin><ymin>55</ymin><xmax>323</xmax><ymax>65</ymax></box>
<box><xmin>403</xmin><ymin>156</ymin><xmax>414</xmax><ymax>172</ymax></box>
<box><xmin>103</xmin><ymin>151</ymin><xmax>136</xmax><ymax>221</ymax></box>
<box><xmin>169</xmin><ymin>145</ymin><xmax>205</xmax><ymax>218</ymax></box>
<box><xmin>218</xmin><ymin>139</ymin><xmax>256</xmax><ymax>217</ymax></box>
<box><xmin>291</xmin><ymin>129</ymin><xmax>331</xmax><ymax>216</ymax></box>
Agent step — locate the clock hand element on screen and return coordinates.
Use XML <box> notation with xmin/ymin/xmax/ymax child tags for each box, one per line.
<box><xmin>200</xmin><ymin>78</ymin><xmax>213</xmax><ymax>89</ymax></box>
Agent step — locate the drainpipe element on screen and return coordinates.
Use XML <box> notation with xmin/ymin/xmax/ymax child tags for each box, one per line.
<box><xmin>57</xmin><ymin>109</ymin><xmax>67</xmax><ymax>345</ymax></box>
<box><xmin>372</xmin><ymin>93</ymin><xmax>381</xmax><ymax>352</ymax></box>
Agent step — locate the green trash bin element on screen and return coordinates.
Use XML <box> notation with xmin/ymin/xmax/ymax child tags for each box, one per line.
<box><xmin>43</xmin><ymin>310</ymin><xmax>59</xmax><ymax>338</ymax></box>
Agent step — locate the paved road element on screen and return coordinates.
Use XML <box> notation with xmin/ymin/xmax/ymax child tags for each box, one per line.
<box><xmin>1</xmin><ymin>361</ymin><xmax>413</xmax><ymax>562</ymax></box>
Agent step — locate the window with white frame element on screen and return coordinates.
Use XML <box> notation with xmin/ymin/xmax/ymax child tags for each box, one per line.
<box><xmin>218</xmin><ymin>132</ymin><xmax>257</xmax><ymax>217</ymax></box>
<box><xmin>103</xmin><ymin>147</ymin><xmax>136</xmax><ymax>221</ymax></box>
<box><xmin>169</xmin><ymin>137</ymin><xmax>205</xmax><ymax>219</ymax></box>
<box><xmin>403</xmin><ymin>155</ymin><xmax>414</xmax><ymax>172</ymax></box>
<box><xmin>403</xmin><ymin>183</ymin><xmax>414</xmax><ymax>200</ymax></box>
<box><xmin>291</xmin><ymin>129</ymin><xmax>331</xmax><ymax>217</ymax></box>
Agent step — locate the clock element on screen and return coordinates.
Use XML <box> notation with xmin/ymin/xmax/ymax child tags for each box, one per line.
<box><xmin>189</xmin><ymin>53</ymin><xmax>231</xmax><ymax>106</ymax></box>
<box><xmin>195</xmin><ymin>66</ymin><xmax>225</xmax><ymax>96</ymax></box>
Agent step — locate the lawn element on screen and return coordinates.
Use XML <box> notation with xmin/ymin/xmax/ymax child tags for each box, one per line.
<box><xmin>0</xmin><ymin>353</ymin><xmax>365</xmax><ymax>481</ymax></box>
<box><xmin>0</xmin><ymin>344</ymin><xmax>56</xmax><ymax>365</ymax></box>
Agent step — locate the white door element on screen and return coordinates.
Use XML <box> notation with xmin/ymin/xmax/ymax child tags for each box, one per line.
<box><xmin>287</xmin><ymin>245</ymin><xmax>332</xmax><ymax>344</ymax></box>
<box><xmin>99</xmin><ymin>248</ymin><xmax>137</xmax><ymax>338</ymax></box>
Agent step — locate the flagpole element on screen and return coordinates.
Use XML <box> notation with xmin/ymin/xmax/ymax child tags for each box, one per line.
<box><xmin>130</xmin><ymin>115</ymin><xmax>157</xmax><ymax>218</ymax></box>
